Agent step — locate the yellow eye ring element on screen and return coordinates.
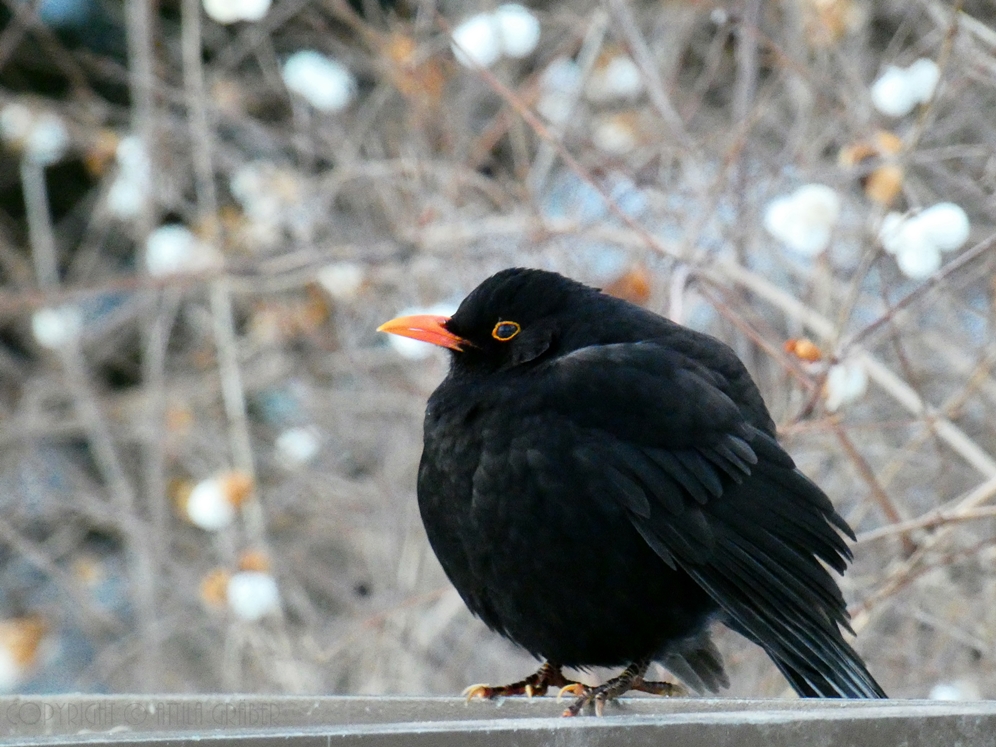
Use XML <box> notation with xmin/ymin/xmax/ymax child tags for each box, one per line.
<box><xmin>492</xmin><ymin>321</ymin><xmax>521</xmax><ymax>341</ymax></box>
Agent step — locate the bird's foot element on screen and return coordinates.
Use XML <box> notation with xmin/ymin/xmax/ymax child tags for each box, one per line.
<box><xmin>463</xmin><ymin>661</ymin><xmax>578</xmax><ymax>701</ymax></box>
<box><xmin>559</xmin><ymin>659</ymin><xmax>684</xmax><ymax>717</ymax></box>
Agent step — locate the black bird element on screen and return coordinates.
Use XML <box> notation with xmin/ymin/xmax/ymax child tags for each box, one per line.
<box><xmin>378</xmin><ymin>268</ymin><xmax>884</xmax><ymax>716</ymax></box>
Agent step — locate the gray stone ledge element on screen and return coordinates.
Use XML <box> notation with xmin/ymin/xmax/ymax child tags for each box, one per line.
<box><xmin>1</xmin><ymin>695</ymin><xmax>994</xmax><ymax>746</ymax></box>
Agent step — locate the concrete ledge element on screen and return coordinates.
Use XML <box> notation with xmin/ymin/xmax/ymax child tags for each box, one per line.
<box><xmin>2</xmin><ymin>696</ymin><xmax>995</xmax><ymax>746</ymax></box>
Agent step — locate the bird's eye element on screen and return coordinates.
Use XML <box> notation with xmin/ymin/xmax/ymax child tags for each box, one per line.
<box><xmin>492</xmin><ymin>321</ymin><xmax>521</xmax><ymax>341</ymax></box>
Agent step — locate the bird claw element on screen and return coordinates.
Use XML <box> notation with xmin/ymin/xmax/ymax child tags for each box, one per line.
<box><xmin>556</xmin><ymin>683</ymin><xmax>587</xmax><ymax>702</ymax></box>
<box><xmin>635</xmin><ymin>680</ymin><xmax>686</xmax><ymax>697</ymax></box>
<box><xmin>559</xmin><ymin>659</ymin><xmax>683</xmax><ymax>717</ymax></box>
<box><xmin>462</xmin><ymin>684</ymin><xmax>493</xmax><ymax>702</ymax></box>
<box><xmin>464</xmin><ymin>681</ymin><xmax>542</xmax><ymax>701</ymax></box>
<box><xmin>561</xmin><ymin>697</ymin><xmax>594</xmax><ymax>718</ymax></box>
<box><xmin>463</xmin><ymin>662</ymin><xmax>577</xmax><ymax>702</ymax></box>
<box><xmin>469</xmin><ymin>662</ymin><xmax>683</xmax><ymax>716</ymax></box>
<box><xmin>561</xmin><ymin>693</ymin><xmax>606</xmax><ymax>718</ymax></box>
<box><xmin>595</xmin><ymin>696</ymin><xmax>607</xmax><ymax>718</ymax></box>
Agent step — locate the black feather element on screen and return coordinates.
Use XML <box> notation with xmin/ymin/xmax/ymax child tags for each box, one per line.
<box><xmin>408</xmin><ymin>268</ymin><xmax>884</xmax><ymax>702</ymax></box>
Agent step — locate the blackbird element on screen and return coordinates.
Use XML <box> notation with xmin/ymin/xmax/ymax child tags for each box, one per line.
<box><xmin>379</xmin><ymin>268</ymin><xmax>884</xmax><ymax>716</ymax></box>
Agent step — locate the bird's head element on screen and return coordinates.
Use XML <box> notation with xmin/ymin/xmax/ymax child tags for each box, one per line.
<box><xmin>378</xmin><ymin>268</ymin><xmax>605</xmax><ymax>372</ymax></box>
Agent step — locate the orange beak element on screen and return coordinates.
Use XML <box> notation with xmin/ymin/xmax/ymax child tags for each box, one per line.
<box><xmin>377</xmin><ymin>314</ymin><xmax>466</xmax><ymax>351</ymax></box>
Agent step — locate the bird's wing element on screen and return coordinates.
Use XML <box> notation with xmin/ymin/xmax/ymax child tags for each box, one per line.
<box><xmin>538</xmin><ymin>341</ymin><xmax>884</xmax><ymax>698</ymax></box>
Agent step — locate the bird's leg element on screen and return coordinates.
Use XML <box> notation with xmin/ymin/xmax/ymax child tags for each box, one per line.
<box><xmin>463</xmin><ymin>661</ymin><xmax>579</xmax><ymax>700</ymax></box>
<box><xmin>559</xmin><ymin>658</ymin><xmax>684</xmax><ymax>717</ymax></box>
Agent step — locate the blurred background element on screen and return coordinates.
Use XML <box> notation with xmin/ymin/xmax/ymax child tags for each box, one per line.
<box><xmin>0</xmin><ymin>0</ymin><xmax>993</xmax><ymax>702</ymax></box>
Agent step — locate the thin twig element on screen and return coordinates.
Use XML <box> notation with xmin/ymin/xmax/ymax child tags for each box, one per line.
<box><xmin>707</xmin><ymin>255</ymin><xmax>996</xmax><ymax>479</ymax></box>
<box><xmin>602</xmin><ymin>0</ymin><xmax>691</xmax><ymax>149</ymax></box>
<box><xmin>844</xmin><ymin>232</ymin><xmax>996</xmax><ymax>353</ymax></box>
<box><xmin>851</xmin><ymin>473</ymin><xmax>996</xmax><ymax>633</ymax></box>
<box><xmin>124</xmin><ymin>0</ymin><xmax>157</xmax><ymax>136</ymax></box>
<box><xmin>831</xmin><ymin>424</ymin><xmax>917</xmax><ymax>557</ymax></box>
<box><xmin>527</xmin><ymin>9</ymin><xmax>609</xmax><ymax>196</ymax></box>
<box><xmin>857</xmin><ymin>504</ymin><xmax>996</xmax><ymax>545</ymax></box>
<box><xmin>59</xmin><ymin>342</ymin><xmax>161</xmax><ymax>688</ymax></box>
<box><xmin>181</xmin><ymin>0</ymin><xmax>262</xmax><ymax>530</ymax></box>
<box><xmin>20</xmin><ymin>160</ymin><xmax>60</xmax><ymax>290</ymax></box>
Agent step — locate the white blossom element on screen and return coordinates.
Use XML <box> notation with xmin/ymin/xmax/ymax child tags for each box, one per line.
<box><xmin>275</xmin><ymin>426</ymin><xmax>321</xmax><ymax>468</ymax></box>
<box><xmin>878</xmin><ymin>204</ymin><xmax>970</xmax><ymax>279</ymax></box>
<box><xmin>107</xmin><ymin>135</ymin><xmax>152</xmax><ymax>219</ymax></box>
<box><xmin>32</xmin><ymin>306</ymin><xmax>82</xmax><ymax>350</ymax></box>
<box><xmin>895</xmin><ymin>240</ymin><xmax>941</xmax><ymax>279</ymax></box>
<box><xmin>494</xmin><ymin>4</ymin><xmax>540</xmax><ymax>59</ymax></box>
<box><xmin>0</xmin><ymin>103</ymin><xmax>33</xmax><ymax>143</ymax></box>
<box><xmin>452</xmin><ymin>5</ymin><xmax>540</xmax><ymax>68</ymax></box>
<box><xmin>451</xmin><ymin>13</ymin><xmax>503</xmax><ymax>68</ymax></box>
<box><xmin>282</xmin><ymin>51</ymin><xmax>356</xmax><ymax>112</ymax></box>
<box><xmin>871</xmin><ymin>58</ymin><xmax>940</xmax><ymax>118</ymax></box>
<box><xmin>825</xmin><ymin>362</ymin><xmax>868</xmax><ymax>412</ymax></box>
<box><xmin>186</xmin><ymin>478</ymin><xmax>237</xmax><ymax>531</ymax></box>
<box><xmin>145</xmin><ymin>225</ymin><xmax>221</xmax><ymax>277</ymax></box>
<box><xmin>203</xmin><ymin>0</ymin><xmax>270</xmax><ymax>24</ymax></box>
<box><xmin>586</xmin><ymin>56</ymin><xmax>643</xmax><ymax>103</ymax></box>
<box><xmin>537</xmin><ymin>57</ymin><xmax>582</xmax><ymax>124</ymax></box>
<box><xmin>763</xmin><ymin>184</ymin><xmax>840</xmax><ymax>256</ymax></box>
<box><xmin>929</xmin><ymin>680</ymin><xmax>980</xmax><ymax>701</ymax></box>
<box><xmin>24</xmin><ymin>113</ymin><xmax>69</xmax><ymax>166</ymax></box>
<box><xmin>592</xmin><ymin>114</ymin><xmax>638</xmax><ymax>155</ymax></box>
<box><xmin>227</xmin><ymin>572</ymin><xmax>280</xmax><ymax>621</ymax></box>
<box><xmin>906</xmin><ymin>58</ymin><xmax>940</xmax><ymax>103</ymax></box>
<box><xmin>317</xmin><ymin>262</ymin><xmax>365</xmax><ymax>301</ymax></box>
<box><xmin>916</xmin><ymin>202</ymin><xmax>969</xmax><ymax>252</ymax></box>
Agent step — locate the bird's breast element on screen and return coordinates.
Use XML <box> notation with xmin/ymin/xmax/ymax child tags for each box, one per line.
<box><xmin>417</xmin><ymin>380</ymin><xmax>720</xmax><ymax>665</ymax></box>
<box><xmin>421</xmin><ymin>392</ymin><xmax>628</xmax><ymax>581</ymax></box>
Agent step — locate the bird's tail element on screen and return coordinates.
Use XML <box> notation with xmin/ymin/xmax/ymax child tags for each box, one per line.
<box><xmin>723</xmin><ymin>616</ymin><xmax>885</xmax><ymax>698</ymax></box>
<box><xmin>660</xmin><ymin>628</ymin><xmax>730</xmax><ymax>694</ymax></box>
<box><xmin>770</xmin><ymin>637</ymin><xmax>886</xmax><ymax>698</ymax></box>
<box><xmin>692</xmin><ymin>427</ymin><xmax>887</xmax><ymax>699</ymax></box>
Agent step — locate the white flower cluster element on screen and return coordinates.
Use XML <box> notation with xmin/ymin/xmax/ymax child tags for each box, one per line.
<box><xmin>537</xmin><ymin>57</ymin><xmax>582</xmax><ymax>124</ymax></box>
<box><xmin>586</xmin><ymin>55</ymin><xmax>643</xmax><ymax>103</ymax></box>
<box><xmin>183</xmin><ymin>472</ymin><xmax>253</xmax><ymax>532</ymax></box>
<box><xmin>593</xmin><ymin>113</ymin><xmax>640</xmax><ymax>155</ymax></box>
<box><xmin>145</xmin><ymin>224</ymin><xmax>222</xmax><ymax>277</ymax></box>
<box><xmin>879</xmin><ymin>203</ymin><xmax>970</xmax><ymax>279</ymax></box>
<box><xmin>870</xmin><ymin>58</ymin><xmax>939</xmax><ymax>118</ymax></box>
<box><xmin>763</xmin><ymin>184</ymin><xmax>841</xmax><ymax>256</ymax></box>
<box><xmin>227</xmin><ymin>571</ymin><xmax>280</xmax><ymax>621</ymax></box>
<box><xmin>450</xmin><ymin>4</ymin><xmax>540</xmax><ymax>68</ymax></box>
<box><xmin>825</xmin><ymin>362</ymin><xmax>868</xmax><ymax>412</ymax></box>
<box><xmin>317</xmin><ymin>262</ymin><xmax>365</xmax><ymax>301</ymax></box>
<box><xmin>186</xmin><ymin>479</ymin><xmax>237</xmax><ymax>531</ymax></box>
<box><xmin>0</xmin><ymin>103</ymin><xmax>69</xmax><ymax>166</ymax></box>
<box><xmin>230</xmin><ymin>162</ymin><xmax>315</xmax><ymax>248</ymax></box>
<box><xmin>203</xmin><ymin>0</ymin><xmax>270</xmax><ymax>24</ymax></box>
<box><xmin>275</xmin><ymin>425</ymin><xmax>321</xmax><ymax>468</ymax></box>
<box><xmin>588</xmin><ymin>55</ymin><xmax>645</xmax><ymax>156</ymax></box>
<box><xmin>107</xmin><ymin>135</ymin><xmax>153</xmax><ymax>220</ymax></box>
<box><xmin>281</xmin><ymin>51</ymin><xmax>356</xmax><ymax>112</ymax></box>
<box><xmin>536</xmin><ymin>53</ymin><xmax>644</xmax><ymax>150</ymax></box>
<box><xmin>31</xmin><ymin>306</ymin><xmax>83</xmax><ymax>350</ymax></box>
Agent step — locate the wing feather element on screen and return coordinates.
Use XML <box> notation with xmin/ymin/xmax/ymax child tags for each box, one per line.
<box><xmin>540</xmin><ymin>341</ymin><xmax>884</xmax><ymax>698</ymax></box>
